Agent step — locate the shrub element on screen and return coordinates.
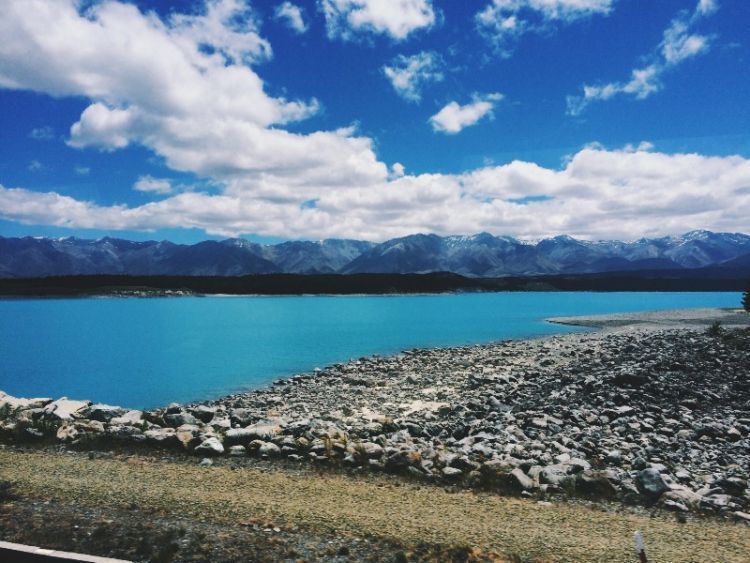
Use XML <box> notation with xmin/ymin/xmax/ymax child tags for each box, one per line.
<box><xmin>706</xmin><ymin>321</ymin><xmax>723</xmax><ymax>337</ymax></box>
<box><xmin>742</xmin><ymin>285</ymin><xmax>749</xmax><ymax>312</ymax></box>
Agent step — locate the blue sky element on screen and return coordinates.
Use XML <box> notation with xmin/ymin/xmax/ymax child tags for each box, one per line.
<box><xmin>0</xmin><ymin>0</ymin><xmax>748</xmax><ymax>243</ymax></box>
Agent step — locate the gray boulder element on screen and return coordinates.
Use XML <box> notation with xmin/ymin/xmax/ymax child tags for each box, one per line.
<box><xmin>508</xmin><ymin>468</ymin><xmax>535</xmax><ymax>491</ymax></box>
<box><xmin>88</xmin><ymin>404</ymin><xmax>126</xmax><ymax>423</ymax></box>
<box><xmin>194</xmin><ymin>437</ymin><xmax>224</xmax><ymax>456</ymax></box>
<box><xmin>225</xmin><ymin>423</ymin><xmax>282</xmax><ymax>445</ymax></box>
<box><xmin>636</xmin><ymin>468</ymin><xmax>670</xmax><ymax>500</ymax></box>
<box><xmin>164</xmin><ymin>411</ymin><xmax>200</xmax><ymax>427</ymax></box>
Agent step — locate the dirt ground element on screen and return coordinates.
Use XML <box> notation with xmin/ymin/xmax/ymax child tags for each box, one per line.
<box><xmin>1</xmin><ymin>448</ymin><xmax>748</xmax><ymax>562</ymax></box>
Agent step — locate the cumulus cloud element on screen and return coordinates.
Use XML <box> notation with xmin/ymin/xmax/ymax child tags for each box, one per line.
<box><xmin>1</xmin><ymin>1</ymin><xmax>747</xmax><ymax>244</ymax></box>
<box><xmin>6</xmin><ymin>144</ymin><xmax>747</xmax><ymax>241</ymax></box>
<box><xmin>430</xmin><ymin>93</ymin><xmax>504</xmax><ymax>134</ymax></box>
<box><xmin>476</xmin><ymin>0</ymin><xmax>614</xmax><ymax>57</ymax></box>
<box><xmin>0</xmin><ymin>0</ymin><xmax>386</xmax><ymax>193</ymax></box>
<box><xmin>275</xmin><ymin>2</ymin><xmax>308</xmax><ymax>34</ymax></box>
<box><xmin>133</xmin><ymin>176</ymin><xmax>173</xmax><ymax>195</ymax></box>
<box><xmin>321</xmin><ymin>0</ymin><xmax>436</xmax><ymax>41</ymax></box>
<box><xmin>567</xmin><ymin>0</ymin><xmax>716</xmax><ymax>115</ymax></box>
<box><xmin>383</xmin><ymin>51</ymin><xmax>444</xmax><ymax>102</ymax></box>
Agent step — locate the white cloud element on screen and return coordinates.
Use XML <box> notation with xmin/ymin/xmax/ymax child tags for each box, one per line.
<box><xmin>383</xmin><ymin>51</ymin><xmax>443</xmax><ymax>102</ymax></box>
<box><xmin>696</xmin><ymin>0</ymin><xmax>718</xmax><ymax>17</ymax></box>
<box><xmin>321</xmin><ymin>0</ymin><xmax>436</xmax><ymax>41</ymax></box>
<box><xmin>567</xmin><ymin>1</ymin><xmax>715</xmax><ymax>115</ymax></box>
<box><xmin>27</xmin><ymin>160</ymin><xmax>43</xmax><ymax>172</ymax></box>
<box><xmin>275</xmin><ymin>2</ymin><xmax>308</xmax><ymax>34</ymax></box>
<box><xmin>1</xmin><ymin>1</ymin><xmax>746</xmax><ymax>244</ymax></box>
<box><xmin>430</xmin><ymin>93</ymin><xmax>504</xmax><ymax>134</ymax></box>
<box><xmin>133</xmin><ymin>175</ymin><xmax>173</xmax><ymax>194</ymax></box>
<box><xmin>74</xmin><ymin>166</ymin><xmax>91</xmax><ymax>176</ymax></box>
<box><xmin>170</xmin><ymin>0</ymin><xmax>272</xmax><ymax>65</ymax></box>
<box><xmin>29</xmin><ymin>126</ymin><xmax>54</xmax><ymax>140</ymax></box>
<box><xmin>8</xmin><ymin>144</ymin><xmax>746</xmax><ymax>242</ymax></box>
<box><xmin>0</xmin><ymin>0</ymin><xmax>386</xmax><ymax>192</ymax></box>
<box><xmin>476</xmin><ymin>0</ymin><xmax>614</xmax><ymax>56</ymax></box>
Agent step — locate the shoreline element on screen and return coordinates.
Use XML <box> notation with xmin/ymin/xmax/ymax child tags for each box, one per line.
<box><xmin>547</xmin><ymin>306</ymin><xmax>749</xmax><ymax>330</ymax></box>
<box><xmin>1</xmin><ymin>306</ymin><xmax>749</xmax><ymax>560</ymax></box>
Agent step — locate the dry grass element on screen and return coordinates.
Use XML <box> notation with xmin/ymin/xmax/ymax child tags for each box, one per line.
<box><xmin>1</xmin><ymin>449</ymin><xmax>748</xmax><ymax>562</ymax></box>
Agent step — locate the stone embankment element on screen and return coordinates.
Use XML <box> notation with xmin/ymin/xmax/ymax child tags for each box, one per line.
<box><xmin>2</xmin><ymin>324</ymin><xmax>749</xmax><ymax>520</ymax></box>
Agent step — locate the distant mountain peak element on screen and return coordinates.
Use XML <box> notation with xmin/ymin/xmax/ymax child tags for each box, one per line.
<box><xmin>0</xmin><ymin>231</ymin><xmax>748</xmax><ymax>279</ymax></box>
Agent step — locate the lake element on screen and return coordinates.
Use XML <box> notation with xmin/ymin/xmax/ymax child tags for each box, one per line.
<box><xmin>0</xmin><ymin>292</ymin><xmax>741</xmax><ymax>409</ymax></box>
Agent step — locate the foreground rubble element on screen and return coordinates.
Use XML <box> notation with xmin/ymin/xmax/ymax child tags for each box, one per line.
<box><xmin>2</xmin><ymin>326</ymin><xmax>749</xmax><ymax>519</ymax></box>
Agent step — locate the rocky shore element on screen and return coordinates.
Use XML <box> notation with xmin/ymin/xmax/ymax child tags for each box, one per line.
<box><xmin>1</xmin><ymin>309</ymin><xmax>749</xmax><ymax>521</ymax></box>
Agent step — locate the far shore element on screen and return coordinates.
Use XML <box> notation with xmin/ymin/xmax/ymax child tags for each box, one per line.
<box><xmin>0</xmin><ymin>272</ymin><xmax>746</xmax><ymax>297</ymax></box>
<box><xmin>547</xmin><ymin>306</ymin><xmax>750</xmax><ymax>330</ymax></box>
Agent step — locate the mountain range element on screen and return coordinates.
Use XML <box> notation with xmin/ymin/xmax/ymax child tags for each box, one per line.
<box><xmin>1</xmin><ymin>230</ymin><xmax>749</xmax><ymax>279</ymax></box>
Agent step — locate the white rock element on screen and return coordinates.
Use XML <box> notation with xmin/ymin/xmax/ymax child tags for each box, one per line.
<box><xmin>0</xmin><ymin>391</ymin><xmax>51</xmax><ymax>411</ymax></box>
<box><xmin>110</xmin><ymin>410</ymin><xmax>144</xmax><ymax>426</ymax></box>
<box><xmin>194</xmin><ymin>437</ymin><xmax>224</xmax><ymax>456</ymax></box>
<box><xmin>42</xmin><ymin>398</ymin><xmax>91</xmax><ymax>420</ymax></box>
<box><xmin>258</xmin><ymin>441</ymin><xmax>281</xmax><ymax>457</ymax></box>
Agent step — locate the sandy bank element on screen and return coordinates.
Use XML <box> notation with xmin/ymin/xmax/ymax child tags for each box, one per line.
<box><xmin>547</xmin><ymin>307</ymin><xmax>749</xmax><ymax>330</ymax></box>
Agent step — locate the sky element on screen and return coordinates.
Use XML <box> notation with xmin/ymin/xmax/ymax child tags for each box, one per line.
<box><xmin>0</xmin><ymin>0</ymin><xmax>749</xmax><ymax>243</ymax></box>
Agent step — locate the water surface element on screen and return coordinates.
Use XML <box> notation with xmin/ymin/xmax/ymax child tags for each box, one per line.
<box><xmin>0</xmin><ymin>292</ymin><xmax>740</xmax><ymax>408</ymax></box>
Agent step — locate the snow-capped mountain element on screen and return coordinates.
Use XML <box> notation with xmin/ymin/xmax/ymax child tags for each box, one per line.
<box><xmin>1</xmin><ymin>230</ymin><xmax>749</xmax><ymax>278</ymax></box>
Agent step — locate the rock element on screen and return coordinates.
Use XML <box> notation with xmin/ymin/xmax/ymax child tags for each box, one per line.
<box><xmin>508</xmin><ymin>468</ymin><xmax>535</xmax><ymax>491</ymax></box>
<box><xmin>357</xmin><ymin>441</ymin><xmax>384</xmax><ymax>459</ymax></box>
<box><xmin>701</xmin><ymin>494</ymin><xmax>734</xmax><ymax>511</ymax></box>
<box><xmin>199</xmin><ymin>458</ymin><xmax>213</xmax><ymax>467</ymax></box>
<box><xmin>576</xmin><ymin>471</ymin><xmax>618</xmax><ymax>498</ymax></box>
<box><xmin>0</xmin><ymin>392</ymin><xmax>51</xmax><ymax>411</ymax></box>
<box><xmin>442</xmin><ymin>467</ymin><xmax>463</xmax><ymax>478</ymax></box>
<box><xmin>107</xmin><ymin>425</ymin><xmax>146</xmax><ymax>443</ymax></box>
<box><xmin>662</xmin><ymin>487</ymin><xmax>702</xmax><ymax>510</ymax></box>
<box><xmin>144</xmin><ymin>428</ymin><xmax>178</xmax><ymax>447</ymax></box>
<box><xmin>663</xmin><ymin>499</ymin><xmax>689</xmax><ymax>512</ymax></box>
<box><xmin>42</xmin><ymin>398</ymin><xmax>91</xmax><ymax>421</ymax></box>
<box><xmin>210</xmin><ymin>416</ymin><xmax>232</xmax><ymax>431</ymax></box>
<box><xmin>175</xmin><ymin>425</ymin><xmax>202</xmax><ymax>449</ymax></box>
<box><xmin>194</xmin><ymin>437</ymin><xmax>224</xmax><ymax>456</ymax></box>
<box><xmin>228</xmin><ymin>445</ymin><xmax>246</xmax><ymax>457</ymax></box>
<box><xmin>632</xmin><ymin>456</ymin><xmax>648</xmax><ymax>470</ymax></box>
<box><xmin>225</xmin><ymin>423</ymin><xmax>282</xmax><ymax>445</ymax></box>
<box><xmin>110</xmin><ymin>410</ymin><xmax>144</xmax><ymax>426</ymax></box>
<box><xmin>88</xmin><ymin>404</ymin><xmax>126</xmax><ymax>423</ymax></box>
<box><xmin>715</xmin><ymin>476</ymin><xmax>747</xmax><ymax>496</ymax></box>
<box><xmin>636</xmin><ymin>468</ymin><xmax>669</xmax><ymax>500</ymax></box>
<box><xmin>605</xmin><ymin>450</ymin><xmax>622</xmax><ymax>465</ymax></box>
<box><xmin>567</xmin><ymin>458</ymin><xmax>591</xmax><ymax>473</ymax></box>
<box><xmin>228</xmin><ymin>408</ymin><xmax>254</xmax><ymax>426</ymax></box>
<box><xmin>56</xmin><ymin>424</ymin><xmax>80</xmax><ymax>442</ymax></box>
<box><xmin>385</xmin><ymin>449</ymin><xmax>420</xmax><ymax>473</ymax></box>
<box><xmin>258</xmin><ymin>442</ymin><xmax>281</xmax><ymax>457</ymax></box>
<box><xmin>163</xmin><ymin>411</ymin><xmax>200</xmax><ymax>427</ymax></box>
<box><xmin>539</xmin><ymin>464</ymin><xmax>569</xmax><ymax>486</ymax></box>
<box><xmin>191</xmin><ymin>405</ymin><xmax>217</xmax><ymax>423</ymax></box>
<box><xmin>726</xmin><ymin>427</ymin><xmax>742</xmax><ymax>442</ymax></box>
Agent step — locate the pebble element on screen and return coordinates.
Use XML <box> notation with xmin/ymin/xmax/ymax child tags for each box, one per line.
<box><xmin>1</xmin><ymin>327</ymin><xmax>748</xmax><ymax>515</ymax></box>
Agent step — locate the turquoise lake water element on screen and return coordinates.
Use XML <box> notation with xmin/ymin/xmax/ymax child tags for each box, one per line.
<box><xmin>0</xmin><ymin>292</ymin><xmax>741</xmax><ymax>409</ymax></box>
